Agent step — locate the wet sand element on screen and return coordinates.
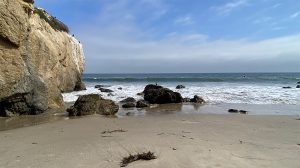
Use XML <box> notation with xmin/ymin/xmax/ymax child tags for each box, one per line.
<box><xmin>0</xmin><ymin>113</ymin><xmax>299</xmax><ymax>168</ymax></box>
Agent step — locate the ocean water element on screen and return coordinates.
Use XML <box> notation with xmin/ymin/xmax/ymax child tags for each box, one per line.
<box><xmin>63</xmin><ymin>73</ymin><xmax>300</xmax><ymax>105</ymax></box>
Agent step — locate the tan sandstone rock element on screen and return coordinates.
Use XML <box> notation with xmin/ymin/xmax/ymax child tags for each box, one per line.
<box><xmin>0</xmin><ymin>0</ymin><xmax>85</xmax><ymax>116</ymax></box>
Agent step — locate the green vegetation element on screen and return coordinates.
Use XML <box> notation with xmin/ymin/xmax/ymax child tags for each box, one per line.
<box><xmin>34</xmin><ymin>7</ymin><xmax>69</xmax><ymax>33</ymax></box>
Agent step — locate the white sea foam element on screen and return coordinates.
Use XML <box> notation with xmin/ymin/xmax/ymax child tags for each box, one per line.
<box><xmin>62</xmin><ymin>83</ymin><xmax>300</xmax><ymax>105</ymax></box>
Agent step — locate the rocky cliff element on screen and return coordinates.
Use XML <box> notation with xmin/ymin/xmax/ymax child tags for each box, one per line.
<box><xmin>0</xmin><ymin>0</ymin><xmax>85</xmax><ymax>117</ymax></box>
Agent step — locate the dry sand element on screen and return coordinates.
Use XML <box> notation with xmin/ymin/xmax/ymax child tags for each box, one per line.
<box><xmin>0</xmin><ymin>114</ymin><xmax>299</xmax><ymax>168</ymax></box>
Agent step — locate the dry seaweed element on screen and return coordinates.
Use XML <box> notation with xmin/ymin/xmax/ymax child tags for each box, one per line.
<box><xmin>120</xmin><ymin>151</ymin><xmax>156</xmax><ymax>167</ymax></box>
<box><xmin>101</xmin><ymin>129</ymin><xmax>127</xmax><ymax>134</ymax></box>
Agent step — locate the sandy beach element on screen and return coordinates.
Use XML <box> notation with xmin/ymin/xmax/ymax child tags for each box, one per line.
<box><xmin>0</xmin><ymin>113</ymin><xmax>299</xmax><ymax>168</ymax></box>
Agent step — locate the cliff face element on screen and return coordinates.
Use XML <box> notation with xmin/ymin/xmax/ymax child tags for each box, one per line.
<box><xmin>0</xmin><ymin>0</ymin><xmax>85</xmax><ymax>116</ymax></box>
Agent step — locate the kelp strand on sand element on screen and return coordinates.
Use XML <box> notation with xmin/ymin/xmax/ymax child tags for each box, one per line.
<box><xmin>120</xmin><ymin>151</ymin><xmax>156</xmax><ymax>167</ymax></box>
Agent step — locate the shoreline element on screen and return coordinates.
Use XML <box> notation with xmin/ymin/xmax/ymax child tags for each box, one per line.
<box><xmin>1</xmin><ymin>114</ymin><xmax>299</xmax><ymax>168</ymax></box>
<box><xmin>1</xmin><ymin>102</ymin><xmax>300</xmax><ymax>131</ymax></box>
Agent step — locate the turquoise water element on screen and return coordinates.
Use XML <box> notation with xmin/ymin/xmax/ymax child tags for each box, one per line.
<box><xmin>82</xmin><ymin>73</ymin><xmax>300</xmax><ymax>84</ymax></box>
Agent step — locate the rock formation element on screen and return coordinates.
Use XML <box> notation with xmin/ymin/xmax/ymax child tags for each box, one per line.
<box><xmin>0</xmin><ymin>0</ymin><xmax>85</xmax><ymax>116</ymax></box>
<box><xmin>67</xmin><ymin>94</ymin><xmax>119</xmax><ymax>116</ymax></box>
<box><xmin>143</xmin><ymin>84</ymin><xmax>183</xmax><ymax>104</ymax></box>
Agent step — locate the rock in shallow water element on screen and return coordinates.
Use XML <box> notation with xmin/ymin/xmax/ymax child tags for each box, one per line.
<box><xmin>67</xmin><ymin>94</ymin><xmax>119</xmax><ymax>116</ymax></box>
<box><xmin>190</xmin><ymin>95</ymin><xmax>205</xmax><ymax>104</ymax></box>
<box><xmin>228</xmin><ymin>109</ymin><xmax>239</xmax><ymax>113</ymax></box>
<box><xmin>176</xmin><ymin>85</ymin><xmax>185</xmax><ymax>89</ymax></box>
<box><xmin>99</xmin><ymin>88</ymin><xmax>114</xmax><ymax>93</ymax></box>
<box><xmin>120</xmin><ymin>97</ymin><xmax>136</xmax><ymax>103</ymax></box>
<box><xmin>183</xmin><ymin>98</ymin><xmax>191</xmax><ymax>102</ymax></box>
<box><xmin>297</xmin><ymin>85</ymin><xmax>300</xmax><ymax>88</ymax></box>
<box><xmin>122</xmin><ymin>103</ymin><xmax>136</xmax><ymax>108</ymax></box>
<box><xmin>143</xmin><ymin>84</ymin><xmax>183</xmax><ymax>104</ymax></box>
<box><xmin>136</xmin><ymin>100</ymin><xmax>149</xmax><ymax>108</ymax></box>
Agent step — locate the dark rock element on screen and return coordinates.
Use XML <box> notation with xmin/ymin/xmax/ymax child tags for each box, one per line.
<box><xmin>190</xmin><ymin>95</ymin><xmax>205</xmax><ymax>104</ymax></box>
<box><xmin>176</xmin><ymin>85</ymin><xmax>185</xmax><ymax>89</ymax></box>
<box><xmin>282</xmin><ymin>86</ymin><xmax>292</xmax><ymax>89</ymax></box>
<box><xmin>74</xmin><ymin>80</ymin><xmax>86</xmax><ymax>91</ymax></box>
<box><xmin>122</xmin><ymin>103</ymin><xmax>136</xmax><ymax>108</ymax></box>
<box><xmin>67</xmin><ymin>94</ymin><xmax>119</xmax><ymax>116</ymax></box>
<box><xmin>183</xmin><ymin>98</ymin><xmax>191</xmax><ymax>102</ymax></box>
<box><xmin>136</xmin><ymin>100</ymin><xmax>149</xmax><ymax>108</ymax></box>
<box><xmin>95</xmin><ymin>85</ymin><xmax>110</xmax><ymax>89</ymax></box>
<box><xmin>297</xmin><ymin>85</ymin><xmax>300</xmax><ymax>88</ymax></box>
<box><xmin>143</xmin><ymin>84</ymin><xmax>163</xmax><ymax>93</ymax></box>
<box><xmin>228</xmin><ymin>109</ymin><xmax>239</xmax><ymax>113</ymax></box>
<box><xmin>120</xmin><ymin>97</ymin><xmax>136</xmax><ymax>103</ymax></box>
<box><xmin>99</xmin><ymin>88</ymin><xmax>114</xmax><ymax>93</ymax></box>
<box><xmin>297</xmin><ymin>82</ymin><xmax>300</xmax><ymax>84</ymax></box>
<box><xmin>0</xmin><ymin>80</ymin><xmax>48</xmax><ymax>117</ymax></box>
<box><xmin>143</xmin><ymin>84</ymin><xmax>183</xmax><ymax>104</ymax></box>
<box><xmin>118</xmin><ymin>87</ymin><xmax>122</xmax><ymax>90</ymax></box>
<box><xmin>239</xmin><ymin>110</ymin><xmax>248</xmax><ymax>114</ymax></box>
<box><xmin>137</xmin><ymin>92</ymin><xmax>144</xmax><ymax>96</ymax></box>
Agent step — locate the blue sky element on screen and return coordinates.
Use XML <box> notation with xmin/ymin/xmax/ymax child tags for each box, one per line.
<box><xmin>36</xmin><ymin>0</ymin><xmax>300</xmax><ymax>73</ymax></box>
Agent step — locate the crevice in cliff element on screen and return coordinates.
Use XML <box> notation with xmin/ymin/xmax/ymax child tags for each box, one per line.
<box><xmin>0</xmin><ymin>35</ymin><xmax>19</xmax><ymax>49</ymax></box>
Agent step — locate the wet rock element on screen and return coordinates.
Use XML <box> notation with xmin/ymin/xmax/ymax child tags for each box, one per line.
<box><xmin>122</xmin><ymin>103</ymin><xmax>136</xmax><ymax>108</ymax></box>
<box><xmin>120</xmin><ymin>97</ymin><xmax>136</xmax><ymax>103</ymax></box>
<box><xmin>143</xmin><ymin>84</ymin><xmax>183</xmax><ymax>104</ymax></box>
<box><xmin>183</xmin><ymin>98</ymin><xmax>191</xmax><ymax>102</ymax></box>
<box><xmin>118</xmin><ymin>87</ymin><xmax>122</xmax><ymax>90</ymax></box>
<box><xmin>297</xmin><ymin>85</ymin><xmax>300</xmax><ymax>88</ymax></box>
<box><xmin>176</xmin><ymin>85</ymin><xmax>185</xmax><ymax>89</ymax></box>
<box><xmin>0</xmin><ymin>92</ymin><xmax>47</xmax><ymax>117</ymax></box>
<box><xmin>239</xmin><ymin>110</ymin><xmax>248</xmax><ymax>114</ymax></box>
<box><xmin>282</xmin><ymin>86</ymin><xmax>292</xmax><ymax>89</ymax></box>
<box><xmin>143</xmin><ymin>84</ymin><xmax>163</xmax><ymax>93</ymax></box>
<box><xmin>190</xmin><ymin>95</ymin><xmax>205</xmax><ymax>104</ymax></box>
<box><xmin>136</xmin><ymin>100</ymin><xmax>149</xmax><ymax>108</ymax></box>
<box><xmin>67</xmin><ymin>94</ymin><xmax>119</xmax><ymax>116</ymax></box>
<box><xmin>228</xmin><ymin>109</ymin><xmax>239</xmax><ymax>113</ymax></box>
<box><xmin>297</xmin><ymin>82</ymin><xmax>300</xmax><ymax>84</ymax></box>
<box><xmin>74</xmin><ymin>80</ymin><xmax>86</xmax><ymax>91</ymax></box>
<box><xmin>99</xmin><ymin>88</ymin><xmax>114</xmax><ymax>93</ymax></box>
<box><xmin>95</xmin><ymin>85</ymin><xmax>110</xmax><ymax>88</ymax></box>
<box><xmin>137</xmin><ymin>92</ymin><xmax>144</xmax><ymax>96</ymax></box>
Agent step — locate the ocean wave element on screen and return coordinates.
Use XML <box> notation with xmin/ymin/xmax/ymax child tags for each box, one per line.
<box><xmin>62</xmin><ymin>83</ymin><xmax>300</xmax><ymax>105</ymax></box>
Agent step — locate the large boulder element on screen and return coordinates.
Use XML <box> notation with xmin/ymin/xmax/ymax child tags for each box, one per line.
<box><xmin>67</xmin><ymin>94</ymin><xmax>119</xmax><ymax>116</ymax></box>
<box><xmin>143</xmin><ymin>84</ymin><xmax>183</xmax><ymax>104</ymax></box>
<box><xmin>297</xmin><ymin>85</ymin><xmax>300</xmax><ymax>88</ymax></box>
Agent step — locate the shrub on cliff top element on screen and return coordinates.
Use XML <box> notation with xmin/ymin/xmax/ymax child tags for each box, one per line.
<box><xmin>34</xmin><ymin>7</ymin><xmax>69</xmax><ymax>33</ymax></box>
<box><xmin>23</xmin><ymin>0</ymin><xmax>34</xmax><ymax>4</ymax></box>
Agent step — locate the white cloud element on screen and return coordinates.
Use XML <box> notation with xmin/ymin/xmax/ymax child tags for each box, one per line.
<box><xmin>290</xmin><ymin>11</ymin><xmax>300</xmax><ymax>19</ymax></box>
<box><xmin>211</xmin><ymin>0</ymin><xmax>249</xmax><ymax>16</ymax></box>
<box><xmin>253</xmin><ymin>17</ymin><xmax>272</xmax><ymax>24</ymax></box>
<box><xmin>174</xmin><ymin>16</ymin><xmax>194</xmax><ymax>25</ymax></box>
<box><xmin>271</xmin><ymin>3</ymin><xmax>281</xmax><ymax>9</ymax></box>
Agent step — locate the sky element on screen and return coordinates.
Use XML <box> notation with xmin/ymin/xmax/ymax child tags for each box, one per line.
<box><xmin>35</xmin><ymin>0</ymin><xmax>300</xmax><ymax>73</ymax></box>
